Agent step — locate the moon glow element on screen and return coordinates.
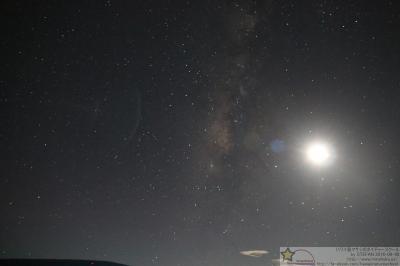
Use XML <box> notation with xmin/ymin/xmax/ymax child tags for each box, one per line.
<box><xmin>305</xmin><ymin>141</ymin><xmax>333</xmax><ymax>166</ymax></box>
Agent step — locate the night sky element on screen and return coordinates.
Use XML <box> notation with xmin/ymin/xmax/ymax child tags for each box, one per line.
<box><xmin>2</xmin><ymin>1</ymin><xmax>400</xmax><ymax>265</ymax></box>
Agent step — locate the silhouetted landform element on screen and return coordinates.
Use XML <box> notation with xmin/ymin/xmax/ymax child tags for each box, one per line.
<box><xmin>0</xmin><ymin>259</ymin><xmax>129</xmax><ymax>266</ymax></box>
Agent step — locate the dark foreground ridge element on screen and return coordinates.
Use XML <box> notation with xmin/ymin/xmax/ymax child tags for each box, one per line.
<box><xmin>0</xmin><ymin>259</ymin><xmax>130</xmax><ymax>266</ymax></box>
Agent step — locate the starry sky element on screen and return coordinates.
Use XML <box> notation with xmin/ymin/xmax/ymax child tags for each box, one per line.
<box><xmin>2</xmin><ymin>1</ymin><xmax>400</xmax><ymax>265</ymax></box>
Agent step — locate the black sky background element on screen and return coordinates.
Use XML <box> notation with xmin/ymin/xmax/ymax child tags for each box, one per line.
<box><xmin>1</xmin><ymin>1</ymin><xmax>400</xmax><ymax>265</ymax></box>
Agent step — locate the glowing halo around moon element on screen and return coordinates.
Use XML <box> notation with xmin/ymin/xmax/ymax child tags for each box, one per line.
<box><xmin>305</xmin><ymin>141</ymin><xmax>334</xmax><ymax>167</ymax></box>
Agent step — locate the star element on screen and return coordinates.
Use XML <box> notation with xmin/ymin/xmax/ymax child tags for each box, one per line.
<box><xmin>281</xmin><ymin>248</ymin><xmax>295</xmax><ymax>262</ymax></box>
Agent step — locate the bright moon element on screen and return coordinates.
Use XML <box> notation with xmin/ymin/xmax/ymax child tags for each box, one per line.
<box><xmin>305</xmin><ymin>141</ymin><xmax>332</xmax><ymax>166</ymax></box>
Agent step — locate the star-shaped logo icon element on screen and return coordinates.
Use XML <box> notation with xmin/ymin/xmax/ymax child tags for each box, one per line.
<box><xmin>281</xmin><ymin>247</ymin><xmax>295</xmax><ymax>262</ymax></box>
